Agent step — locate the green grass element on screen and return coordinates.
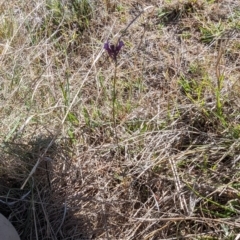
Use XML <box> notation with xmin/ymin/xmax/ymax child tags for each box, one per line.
<box><xmin>0</xmin><ymin>0</ymin><xmax>240</xmax><ymax>239</ymax></box>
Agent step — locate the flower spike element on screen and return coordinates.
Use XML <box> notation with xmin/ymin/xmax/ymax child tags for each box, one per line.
<box><xmin>104</xmin><ymin>40</ymin><xmax>124</xmax><ymax>61</ymax></box>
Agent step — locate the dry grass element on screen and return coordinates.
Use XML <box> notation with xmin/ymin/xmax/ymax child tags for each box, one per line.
<box><xmin>0</xmin><ymin>0</ymin><xmax>240</xmax><ymax>239</ymax></box>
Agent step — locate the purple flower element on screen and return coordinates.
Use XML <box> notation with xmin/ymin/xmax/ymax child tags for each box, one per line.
<box><xmin>104</xmin><ymin>40</ymin><xmax>124</xmax><ymax>61</ymax></box>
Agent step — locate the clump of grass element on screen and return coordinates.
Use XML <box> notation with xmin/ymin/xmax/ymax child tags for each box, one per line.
<box><xmin>31</xmin><ymin>0</ymin><xmax>93</xmax><ymax>51</ymax></box>
<box><xmin>199</xmin><ymin>20</ymin><xmax>224</xmax><ymax>44</ymax></box>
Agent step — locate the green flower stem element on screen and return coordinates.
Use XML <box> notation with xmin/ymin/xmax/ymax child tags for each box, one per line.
<box><xmin>112</xmin><ymin>59</ymin><xmax>119</xmax><ymax>146</ymax></box>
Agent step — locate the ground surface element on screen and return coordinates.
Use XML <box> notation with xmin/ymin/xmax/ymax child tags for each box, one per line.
<box><xmin>0</xmin><ymin>0</ymin><xmax>240</xmax><ymax>239</ymax></box>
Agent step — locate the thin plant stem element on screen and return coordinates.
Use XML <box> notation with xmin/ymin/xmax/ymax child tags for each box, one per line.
<box><xmin>215</xmin><ymin>36</ymin><xmax>229</xmax><ymax>124</ymax></box>
<box><xmin>107</xmin><ymin>5</ymin><xmax>153</xmax><ymax>152</ymax></box>
<box><xmin>112</xmin><ymin>59</ymin><xmax>119</xmax><ymax>147</ymax></box>
<box><xmin>215</xmin><ymin>39</ymin><xmax>224</xmax><ymax>117</ymax></box>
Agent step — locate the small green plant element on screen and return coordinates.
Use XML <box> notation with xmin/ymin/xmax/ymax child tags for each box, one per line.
<box><xmin>0</xmin><ymin>15</ymin><xmax>15</xmax><ymax>40</ymax></box>
<box><xmin>178</xmin><ymin>75</ymin><xmax>208</xmax><ymax>104</ymax></box>
<box><xmin>83</xmin><ymin>107</ymin><xmax>91</xmax><ymax>127</ymax></box>
<box><xmin>230</xmin><ymin>9</ymin><xmax>240</xmax><ymax>29</ymax></box>
<box><xmin>60</xmin><ymin>78</ymin><xmax>79</xmax><ymax>143</ymax></box>
<box><xmin>229</xmin><ymin>124</ymin><xmax>240</xmax><ymax>139</ymax></box>
<box><xmin>116</xmin><ymin>4</ymin><xmax>125</xmax><ymax>13</ymax></box>
<box><xmin>214</xmin><ymin>37</ymin><xmax>229</xmax><ymax>125</ymax></box>
<box><xmin>186</xmin><ymin>182</ymin><xmax>238</xmax><ymax>217</ymax></box>
<box><xmin>180</xmin><ymin>30</ymin><xmax>192</xmax><ymax>39</ymax></box>
<box><xmin>199</xmin><ymin>21</ymin><xmax>224</xmax><ymax>44</ymax></box>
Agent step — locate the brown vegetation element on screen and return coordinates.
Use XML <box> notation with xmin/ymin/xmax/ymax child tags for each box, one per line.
<box><xmin>0</xmin><ymin>0</ymin><xmax>240</xmax><ymax>239</ymax></box>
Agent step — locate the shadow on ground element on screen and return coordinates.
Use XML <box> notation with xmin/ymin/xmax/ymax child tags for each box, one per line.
<box><xmin>0</xmin><ymin>135</ymin><xmax>94</xmax><ymax>240</ymax></box>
